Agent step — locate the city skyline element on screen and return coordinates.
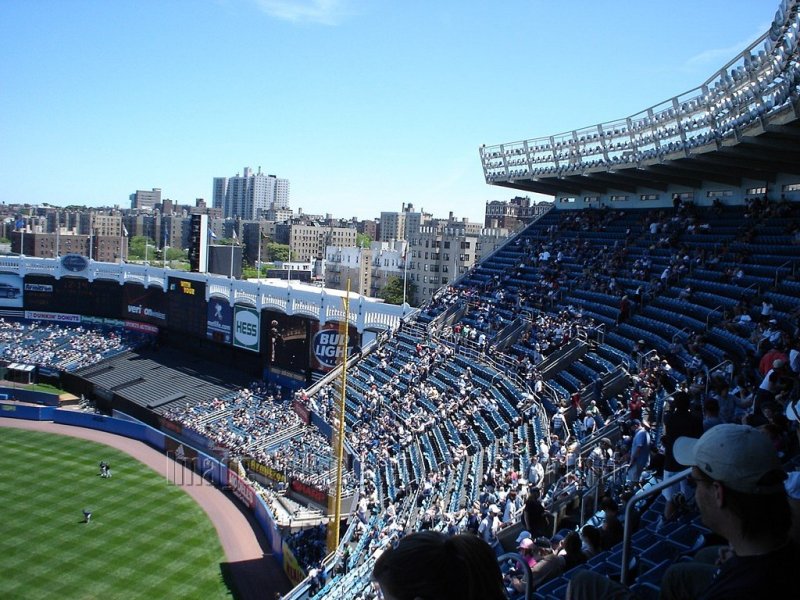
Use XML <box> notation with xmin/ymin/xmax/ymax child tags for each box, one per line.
<box><xmin>1</xmin><ymin>1</ymin><xmax>770</xmax><ymax>222</ymax></box>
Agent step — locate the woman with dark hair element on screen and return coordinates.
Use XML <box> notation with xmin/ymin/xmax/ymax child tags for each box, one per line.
<box><xmin>372</xmin><ymin>531</ymin><xmax>507</xmax><ymax>600</ymax></box>
<box><xmin>561</xmin><ymin>531</ymin><xmax>588</xmax><ymax>570</ymax></box>
<box><xmin>579</xmin><ymin>525</ymin><xmax>602</xmax><ymax>558</ymax></box>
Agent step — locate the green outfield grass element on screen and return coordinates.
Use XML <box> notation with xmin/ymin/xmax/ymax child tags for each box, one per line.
<box><xmin>0</xmin><ymin>428</ymin><xmax>233</xmax><ymax>600</ymax></box>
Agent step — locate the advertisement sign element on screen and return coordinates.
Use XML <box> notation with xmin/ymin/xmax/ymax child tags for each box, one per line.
<box><xmin>206</xmin><ymin>297</ymin><xmax>233</xmax><ymax>344</ymax></box>
<box><xmin>243</xmin><ymin>458</ymin><xmax>287</xmax><ymax>483</ymax></box>
<box><xmin>228</xmin><ymin>471</ymin><xmax>256</xmax><ymax>509</ymax></box>
<box><xmin>282</xmin><ymin>541</ymin><xmax>306</xmax><ymax>586</ymax></box>
<box><xmin>158</xmin><ymin>416</ymin><xmax>183</xmax><ymax>436</ymax></box>
<box><xmin>292</xmin><ymin>399</ymin><xmax>311</xmax><ymax>425</ymax></box>
<box><xmin>123</xmin><ymin>283</ymin><xmax>167</xmax><ymax>325</ymax></box>
<box><xmin>0</xmin><ymin>274</ymin><xmax>23</xmax><ymax>308</ymax></box>
<box><xmin>61</xmin><ymin>254</ymin><xmax>89</xmax><ymax>273</ymax></box>
<box><xmin>82</xmin><ymin>316</ymin><xmax>125</xmax><ymax>328</ymax></box>
<box><xmin>233</xmin><ymin>305</ymin><xmax>260</xmax><ymax>352</ymax></box>
<box><xmin>24</xmin><ymin>310</ymin><xmax>81</xmax><ymax>323</ymax></box>
<box><xmin>290</xmin><ymin>478</ymin><xmax>328</xmax><ymax>505</ymax></box>
<box><xmin>309</xmin><ymin>321</ymin><xmax>360</xmax><ymax>373</ymax></box>
<box><xmin>124</xmin><ymin>320</ymin><xmax>159</xmax><ymax>335</ymax></box>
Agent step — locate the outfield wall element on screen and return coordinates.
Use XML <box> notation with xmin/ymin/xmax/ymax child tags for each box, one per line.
<box><xmin>0</xmin><ymin>387</ymin><xmax>61</xmax><ymax>406</ymax></box>
<box><xmin>0</xmin><ymin>402</ymin><xmax>56</xmax><ymax>420</ymax></box>
<box><xmin>54</xmin><ymin>409</ymin><xmax>151</xmax><ymax>440</ymax></box>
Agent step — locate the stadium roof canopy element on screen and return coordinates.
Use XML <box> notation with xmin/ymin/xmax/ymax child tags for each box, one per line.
<box><xmin>481</xmin><ymin>0</ymin><xmax>800</xmax><ymax>197</ymax></box>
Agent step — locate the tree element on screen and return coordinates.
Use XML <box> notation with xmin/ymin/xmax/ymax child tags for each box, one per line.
<box><xmin>241</xmin><ymin>266</ymin><xmax>260</xmax><ymax>279</ymax></box>
<box><xmin>266</xmin><ymin>242</ymin><xmax>292</xmax><ymax>262</ymax></box>
<box><xmin>128</xmin><ymin>236</ymin><xmax>155</xmax><ymax>260</ymax></box>
<box><xmin>356</xmin><ymin>233</ymin><xmax>372</xmax><ymax>248</ymax></box>
<box><xmin>378</xmin><ymin>276</ymin><xmax>415</xmax><ymax>306</ymax></box>
<box><xmin>165</xmin><ymin>247</ymin><xmax>187</xmax><ymax>261</ymax></box>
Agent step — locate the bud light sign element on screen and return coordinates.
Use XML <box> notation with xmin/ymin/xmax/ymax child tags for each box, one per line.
<box><xmin>233</xmin><ymin>305</ymin><xmax>260</xmax><ymax>352</ymax></box>
<box><xmin>312</xmin><ymin>323</ymin><xmax>357</xmax><ymax>371</ymax></box>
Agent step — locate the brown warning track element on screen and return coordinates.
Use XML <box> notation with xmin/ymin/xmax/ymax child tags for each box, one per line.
<box><xmin>0</xmin><ymin>417</ymin><xmax>292</xmax><ymax>600</ymax></box>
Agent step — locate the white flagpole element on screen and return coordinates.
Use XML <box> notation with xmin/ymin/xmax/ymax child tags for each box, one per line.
<box><xmin>55</xmin><ymin>210</ymin><xmax>60</xmax><ymax>257</ymax></box>
<box><xmin>402</xmin><ymin>243</ymin><xmax>408</xmax><ymax>308</ymax></box>
<box><xmin>257</xmin><ymin>229</ymin><xmax>262</xmax><ymax>280</ymax></box>
<box><xmin>230</xmin><ymin>231</ymin><xmax>236</xmax><ymax>278</ymax></box>
<box><xmin>89</xmin><ymin>217</ymin><xmax>93</xmax><ymax>261</ymax></box>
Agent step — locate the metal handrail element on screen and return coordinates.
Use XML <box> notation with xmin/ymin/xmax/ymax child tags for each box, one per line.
<box><xmin>672</xmin><ymin>326</ymin><xmax>691</xmax><ymax>343</ymax></box>
<box><xmin>744</xmin><ymin>282</ymin><xmax>761</xmax><ymax>297</ymax></box>
<box><xmin>706</xmin><ymin>305</ymin><xmax>723</xmax><ymax>331</ymax></box>
<box><xmin>638</xmin><ymin>348</ymin><xmax>659</xmax><ymax>372</ymax></box>
<box><xmin>579</xmin><ymin>462</ymin><xmax>629</xmax><ymax>526</ymax></box>
<box><xmin>497</xmin><ymin>552</ymin><xmax>533</xmax><ymax>600</ymax></box>
<box><xmin>620</xmin><ymin>468</ymin><xmax>692</xmax><ymax>584</ymax></box>
<box><xmin>592</xmin><ymin>323</ymin><xmax>606</xmax><ymax>344</ymax></box>
<box><xmin>706</xmin><ymin>359</ymin><xmax>733</xmax><ymax>395</ymax></box>
<box><xmin>775</xmin><ymin>259</ymin><xmax>794</xmax><ymax>287</ymax></box>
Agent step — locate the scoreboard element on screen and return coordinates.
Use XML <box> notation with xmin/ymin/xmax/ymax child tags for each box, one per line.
<box><xmin>167</xmin><ymin>277</ymin><xmax>207</xmax><ymax>337</ymax></box>
<box><xmin>24</xmin><ymin>275</ymin><xmax>123</xmax><ymax>319</ymax></box>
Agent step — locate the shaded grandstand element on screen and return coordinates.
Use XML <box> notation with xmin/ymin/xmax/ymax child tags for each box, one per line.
<box><xmin>68</xmin><ymin>345</ymin><xmax>253</xmax><ymax>425</ymax></box>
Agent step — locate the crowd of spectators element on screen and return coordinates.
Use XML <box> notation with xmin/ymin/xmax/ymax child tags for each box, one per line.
<box><xmin>0</xmin><ymin>319</ymin><xmax>144</xmax><ymax>371</ymax></box>
<box><xmin>303</xmin><ymin>202</ymin><xmax>800</xmax><ymax>598</ymax></box>
<box><xmin>164</xmin><ymin>382</ymin><xmax>358</xmax><ymax>503</ymax></box>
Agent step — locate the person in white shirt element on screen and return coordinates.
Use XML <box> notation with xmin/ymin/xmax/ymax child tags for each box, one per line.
<box><xmin>789</xmin><ymin>343</ymin><xmax>800</xmax><ymax>375</ymax></box>
<box><xmin>478</xmin><ymin>504</ymin><xmax>502</xmax><ymax>555</ymax></box>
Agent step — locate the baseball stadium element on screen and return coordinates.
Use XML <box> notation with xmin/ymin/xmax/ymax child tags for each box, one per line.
<box><xmin>2</xmin><ymin>1</ymin><xmax>800</xmax><ymax>599</ymax></box>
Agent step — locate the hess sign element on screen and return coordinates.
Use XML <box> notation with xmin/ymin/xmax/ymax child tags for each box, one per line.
<box><xmin>233</xmin><ymin>306</ymin><xmax>260</xmax><ymax>352</ymax></box>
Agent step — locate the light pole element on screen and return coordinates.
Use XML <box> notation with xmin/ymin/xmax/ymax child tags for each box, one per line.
<box><xmin>257</xmin><ymin>228</ymin><xmax>262</xmax><ymax>280</ymax></box>
<box><xmin>402</xmin><ymin>242</ymin><xmax>409</xmax><ymax>311</ymax></box>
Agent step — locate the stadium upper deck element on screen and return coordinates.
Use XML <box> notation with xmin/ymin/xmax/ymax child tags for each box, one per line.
<box><xmin>481</xmin><ymin>0</ymin><xmax>800</xmax><ymax>200</ymax></box>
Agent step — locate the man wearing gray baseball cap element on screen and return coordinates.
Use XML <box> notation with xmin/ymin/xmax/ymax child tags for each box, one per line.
<box><xmin>660</xmin><ymin>424</ymin><xmax>797</xmax><ymax>599</ymax></box>
<box><xmin>568</xmin><ymin>424</ymin><xmax>799</xmax><ymax>600</ymax></box>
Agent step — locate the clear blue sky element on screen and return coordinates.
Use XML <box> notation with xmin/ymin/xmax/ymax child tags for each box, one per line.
<box><xmin>0</xmin><ymin>0</ymin><xmax>772</xmax><ymax>222</ymax></box>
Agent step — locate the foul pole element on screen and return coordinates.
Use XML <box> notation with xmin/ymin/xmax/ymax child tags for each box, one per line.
<box><xmin>327</xmin><ymin>279</ymin><xmax>350</xmax><ymax>554</ymax></box>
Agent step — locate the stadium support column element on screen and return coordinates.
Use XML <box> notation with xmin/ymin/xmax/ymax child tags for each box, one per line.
<box><xmin>327</xmin><ymin>279</ymin><xmax>350</xmax><ymax>554</ymax></box>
